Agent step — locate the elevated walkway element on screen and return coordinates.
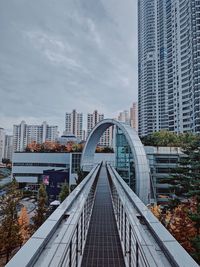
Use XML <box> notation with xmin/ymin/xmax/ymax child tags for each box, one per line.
<box><xmin>81</xmin><ymin>167</ymin><xmax>125</xmax><ymax>266</ymax></box>
<box><xmin>6</xmin><ymin>164</ymin><xmax>199</xmax><ymax>267</ymax></box>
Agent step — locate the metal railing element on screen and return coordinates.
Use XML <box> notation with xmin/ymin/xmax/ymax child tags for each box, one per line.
<box><xmin>107</xmin><ymin>164</ymin><xmax>199</xmax><ymax>267</ymax></box>
<box><xmin>6</xmin><ymin>164</ymin><xmax>101</xmax><ymax>267</ymax></box>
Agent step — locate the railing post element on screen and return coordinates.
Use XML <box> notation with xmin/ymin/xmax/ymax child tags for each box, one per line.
<box><xmin>69</xmin><ymin>241</ymin><xmax>72</xmax><ymax>267</ymax></box>
<box><xmin>121</xmin><ymin>205</ymin><xmax>123</xmax><ymax>241</ymax></box>
<box><xmin>117</xmin><ymin>197</ymin><xmax>120</xmax><ymax>222</ymax></box>
<box><xmin>84</xmin><ymin>204</ymin><xmax>86</xmax><ymax>241</ymax></box>
<box><xmin>136</xmin><ymin>241</ymin><xmax>139</xmax><ymax>267</ymax></box>
<box><xmin>76</xmin><ymin>224</ymin><xmax>79</xmax><ymax>267</ymax></box>
<box><xmin>124</xmin><ymin>213</ymin><xmax>127</xmax><ymax>254</ymax></box>
<box><xmin>129</xmin><ymin>225</ymin><xmax>131</xmax><ymax>267</ymax></box>
<box><xmin>80</xmin><ymin>213</ymin><xmax>83</xmax><ymax>255</ymax></box>
<box><xmin>119</xmin><ymin>202</ymin><xmax>121</xmax><ymax>231</ymax></box>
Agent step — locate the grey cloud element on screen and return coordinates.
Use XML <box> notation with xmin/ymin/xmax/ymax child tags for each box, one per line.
<box><xmin>0</xmin><ymin>0</ymin><xmax>138</xmax><ymax>132</ymax></box>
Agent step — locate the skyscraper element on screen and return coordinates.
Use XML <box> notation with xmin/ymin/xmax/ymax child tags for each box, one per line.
<box><xmin>4</xmin><ymin>135</ymin><xmax>13</xmax><ymax>161</ymax></box>
<box><xmin>138</xmin><ymin>0</ymin><xmax>168</xmax><ymax>137</ymax></box>
<box><xmin>13</xmin><ymin>121</ymin><xmax>58</xmax><ymax>152</ymax></box>
<box><xmin>118</xmin><ymin>110</ymin><xmax>130</xmax><ymax>124</ymax></box>
<box><xmin>130</xmin><ymin>102</ymin><xmax>138</xmax><ymax>131</ymax></box>
<box><xmin>0</xmin><ymin>128</ymin><xmax>5</xmax><ymax>162</ymax></box>
<box><xmin>65</xmin><ymin>110</ymin><xmax>83</xmax><ymax>140</ymax></box>
<box><xmin>138</xmin><ymin>0</ymin><xmax>200</xmax><ymax>136</ymax></box>
<box><xmin>166</xmin><ymin>0</ymin><xmax>200</xmax><ymax>133</ymax></box>
<box><xmin>87</xmin><ymin>110</ymin><xmax>113</xmax><ymax>147</ymax></box>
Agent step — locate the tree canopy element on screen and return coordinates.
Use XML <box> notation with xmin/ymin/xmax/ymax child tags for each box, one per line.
<box><xmin>59</xmin><ymin>181</ymin><xmax>69</xmax><ymax>203</ymax></box>
<box><xmin>0</xmin><ymin>178</ymin><xmax>22</xmax><ymax>263</ymax></box>
<box><xmin>31</xmin><ymin>184</ymin><xmax>48</xmax><ymax>232</ymax></box>
<box><xmin>141</xmin><ymin>131</ymin><xmax>200</xmax><ymax>147</ymax></box>
<box><xmin>151</xmin><ymin>135</ymin><xmax>200</xmax><ymax>264</ymax></box>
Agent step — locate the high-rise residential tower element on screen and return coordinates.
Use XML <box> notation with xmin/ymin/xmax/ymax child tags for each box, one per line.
<box><xmin>138</xmin><ymin>0</ymin><xmax>200</xmax><ymax>136</ymax></box>
<box><xmin>130</xmin><ymin>102</ymin><xmax>138</xmax><ymax>131</ymax></box>
<box><xmin>87</xmin><ymin>110</ymin><xmax>113</xmax><ymax>147</ymax></box>
<box><xmin>138</xmin><ymin>0</ymin><xmax>168</xmax><ymax>136</ymax></box>
<box><xmin>118</xmin><ymin>110</ymin><xmax>130</xmax><ymax>124</ymax></box>
<box><xmin>166</xmin><ymin>0</ymin><xmax>200</xmax><ymax>133</ymax></box>
<box><xmin>4</xmin><ymin>135</ymin><xmax>13</xmax><ymax>161</ymax></box>
<box><xmin>13</xmin><ymin>121</ymin><xmax>58</xmax><ymax>152</ymax></box>
<box><xmin>65</xmin><ymin>110</ymin><xmax>83</xmax><ymax>141</ymax></box>
<box><xmin>0</xmin><ymin>128</ymin><xmax>5</xmax><ymax>162</ymax></box>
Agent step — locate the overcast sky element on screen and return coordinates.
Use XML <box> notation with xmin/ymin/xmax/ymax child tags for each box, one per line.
<box><xmin>0</xmin><ymin>0</ymin><xmax>138</xmax><ymax>134</ymax></box>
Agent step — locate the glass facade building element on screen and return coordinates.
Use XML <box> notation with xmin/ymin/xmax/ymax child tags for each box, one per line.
<box><xmin>115</xmin><ymin>127</ymin><xmax>136</xmax><ymax>191</ymax></box>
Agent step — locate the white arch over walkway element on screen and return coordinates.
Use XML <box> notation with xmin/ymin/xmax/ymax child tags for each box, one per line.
<box><xmin>81</xmin><ymin>119</ymin><xmax>150</xmax><ymax>204</ymax></box>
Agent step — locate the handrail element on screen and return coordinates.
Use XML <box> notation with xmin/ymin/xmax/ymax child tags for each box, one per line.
<box><xmin>6</xmin><ymin>164</ymin><xmax>101</xmax><ymax>267</ymax></box>
<box><xmin>107</xmin><ymin>164</ymin><xmax>199</xmax><ymax>267</ymax></box>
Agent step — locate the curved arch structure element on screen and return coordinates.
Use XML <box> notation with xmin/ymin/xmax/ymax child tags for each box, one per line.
<box><xmin>81</xmin><ymin>119</ymin><xmax>150</xmax><ymax>204</ymax></box>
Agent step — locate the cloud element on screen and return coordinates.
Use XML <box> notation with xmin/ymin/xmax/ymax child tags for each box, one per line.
<box><xmin>87</xmin><ymin>18</ymin><xmax>103</xmax><ymax>49</ymax></box>
<box><xmin>0</xmin><ymin>0</ymin><xmax>138</xmax><ymax>133</ymax></box>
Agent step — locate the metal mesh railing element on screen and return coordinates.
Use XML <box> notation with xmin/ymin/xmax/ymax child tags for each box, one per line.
<box><xmin>107</xmin><ymin>164</ymin><xmax>199</xmax><ymax>267</ymax></box>
<box><xmin>6</xmin><ymin>164</ymin><xmax>101</xmax><ymax>267</ymax></box>
<box><xmin>58</xmin><ymin>183</ymin><xmax>97</xmax><ymax>267</ymax></box>
<box><xmin>109</xmin><ymin>176</ymin><xmax>151</xmax><ymax>267</ymax></box>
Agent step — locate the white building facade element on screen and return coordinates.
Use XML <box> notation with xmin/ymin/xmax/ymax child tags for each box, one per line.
<box><xmin>87</xmin><ymin>110</ymin><xmax>113</xmax><ymax>147</ymax></box>
<box><xmin>138</xmin><ymin>0</ymin><xmax>200</xmax><ymax>136</ymax></box>
<box><xmin>13</xmin><ymin>121</ymin><xmax>58</xmax><ymax>152</ymax></box>
<box><xmin>118</xmin><ymin>110</ymin><xmax>130</xmax><ymax>124</ymax></box>
<box><xmin>65</xmin><ymin>110</ymin><xmax>83</xmax><ymax>141</ymax></box>
<box><xmin>130</xmin><ymin>102</ymin><xmax>138</xmax><ymax>130</ymax></box>
<box><xmin>0</xmin><ymin>128</ymin><xmax>5</xmax><ymax>163</ymax></box>
<box><xmin>4</xmin><ymin>135</ymin><xmax>13</xmax><ymax>161</ymax></box>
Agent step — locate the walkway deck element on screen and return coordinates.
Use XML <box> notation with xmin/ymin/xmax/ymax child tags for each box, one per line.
<box><xmin>81</xmin><ymin>166</ymin><xmax>125</xmax><ymax>267</ymax></box>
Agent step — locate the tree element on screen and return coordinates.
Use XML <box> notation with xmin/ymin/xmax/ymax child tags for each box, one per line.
<box><xmin>75</xmin><ymin>168</ymin><xmax>86</xmax><ymax>186</ymax></box>
<box><xmin>167</xmin><ymin>203</ymin><xmax>196</xmax><ymax>253</ymax></box>
<box><xmin>151</xmin><ymin>201</ymin><xmax>200</xmax><ymax>264</ymax></box>
<box><xmin>31</xmin><ymin>184</ymin><xmax>48</xmax><ymax>232</ymax></box>
<box><xmin>141</xmin><ymin>131</ymin><xmax>200</xmax><ymax>148</ymax></box>
<box><xmin>169</xmin><ymin>138</ymin><xmax>200</xmax><ymax>211</ymax></box>
<box><xmin>18</xmin><ymin>207</ymin><xmax>30</xmax><ymax>244</ymax></box>
<box><xmin>141</xmin><ymin>130</ymin><xmax>180</xmax><ymax>147</ymax></box>
<box><xmin>0</xmin><ymin>178</ymin><xmax>22</xmax><ymax>263</ymax></box>
<box><xmin>2</xmin><ymin>158</ymin><xmax>11</xmax><ymax>166</ymax></box>
<box><xmin>59</xmin><ymin>181</ymin><xmax>69</xmax><ymax>202</ymax></box>
<box><xmin>160</xmin><ymin>136</ymin><xmax>200</xmax><ymax>263</ymax></box>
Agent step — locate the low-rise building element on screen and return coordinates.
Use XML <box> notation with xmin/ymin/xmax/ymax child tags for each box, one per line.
<box><xmin>12</xmin><ymin>152</ymin><xmax>115</xmax><ymax>185</ymax></box>
<box><xmin>12</xmin><ymin>146</ymin><xmax>183</xmax><ymax>203</ymax></box>
<box><xmin>145</xmin><ymin>146</ymin><xmax>183</xmax><ymax>203</ymax></box>
<box><xmin>43</xmin><ymin>169</ymin><xmax>69</xmax><ymax>203</ymax></box>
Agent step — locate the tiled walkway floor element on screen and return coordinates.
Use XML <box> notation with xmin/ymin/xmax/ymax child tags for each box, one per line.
<box><xmin>81</xmin><ymin>166</ymin><xmax>125</xmax><ymax>267</ymax></box>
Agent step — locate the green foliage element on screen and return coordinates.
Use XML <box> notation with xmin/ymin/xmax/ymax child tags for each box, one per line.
<box><xmin>0</xmin><ymin>178</ymin><xmax>22</xmax><ymax>263</ymax></box>
<box><xmin>141</xmin><ymin>131</ymin><xmax>200</xmax><ymax>147</ymax></box>
<box><xmin>164</xmin><ymin>138</ymin><xmax>200</xmax><ymax>263</ymax></box>
<box><xmin>191</xmin><ymin>235</ymin><xmax>200</xmax><ymax>263</ymax></box>
<box><xmin>2</xmin><ymin>158</ymin><xmax>12</xmax><ymax>165</ymax></box>
<box><xmin>95</xmin><ymin>146</ymin><xmax>114</xmax><ymax>153</ymax></box>
<box><xmin>31</xmin><ymin>184</ymin><xmax>48</xmax><ymax>232</ymax></box>
<box><xmin>75</xmin><ymin>168</ymin><xmax>86</xmax><ymax>185</ymax></box>
<box><xmin>71</xmin><ymin>144</ymin><xmax>82</xmax><ymax>152</ymax></box>
<box><xmin>59</xmin><ymin>181</ymin><xmax>69</xmax><ymax>202</ymax></box>
<box><xmin>170</xmin><ymin>139</ymin><xmax>200</xmax><ymax>199</ymax></box>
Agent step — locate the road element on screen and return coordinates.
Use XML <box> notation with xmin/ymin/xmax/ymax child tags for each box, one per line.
<box><xmin>0</xmin><ymin>176</ymin><xmax>11</xmax><ymax>186</ymax></box>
